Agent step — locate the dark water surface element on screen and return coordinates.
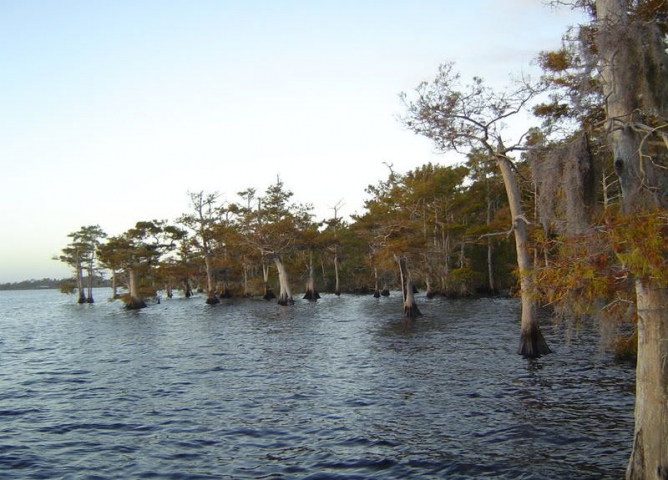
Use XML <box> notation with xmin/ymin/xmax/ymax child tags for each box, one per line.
<box><xmin>0</xmin><ymin>289</ymin><xmax>634</xmax><ymax>479</ymax></box>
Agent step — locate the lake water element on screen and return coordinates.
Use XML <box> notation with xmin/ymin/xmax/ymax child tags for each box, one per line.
<box><xmin>0</xmin><ymin>288</ymin><xmax>634</xmax><ymax>479</ymax></box>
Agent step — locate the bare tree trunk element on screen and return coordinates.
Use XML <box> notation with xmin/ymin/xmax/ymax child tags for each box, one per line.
<box><xmin>262</xmin><ymin>261</ymin><xmax>276</xmax><ymax>300</ymax></box>
<box><xmin>273</xmin><ymin>255</ymin><xmax>294</xmax><ymax>306</ymax></box>
<box><xmin>111</xmin><ymin>270</ymin><xmax>119</xmax><ymax>299</ymax></box>
<box><xmin>182</xmin><ymin>277</ymin><xmax>192</xmax><ymax>298</ymax></box>
<box><xmin>243</xmin><ymin>262</ymin><xmax>250</xmax><ymax>297</ymax></box>
<box><xmin>333</xmin><ymin>250</ymin><xmax>341</xmax><ymax>296</ymax></box>
<box><xmin>125</xmin><ymin>268</ymin><xmax>146</xmax><ymax>310</ymax></box>
<box><xmin>496</xmin><ymin>154</ymin><xmax>550</xmax><ymax>357</ymax></box>
<box><xmin>381</xmin><ymin>283</ymin><xmax>390</xmax><ymax>296</ymax></box>
<box><xmin>626</xmin><ymin>281</ymin><xmax>668</xmax><ymax>479</ymax></box>
<box><xmin>426</xmin><ymin>275</ymin><xmax>436</xmax><ymax>299</ymax></box>
<box><xmin>372</xmin><ymin>263</ymin><xmax>381</xmax><ymax>298</ymax></box>
<box><xmin>76</xmin><ymin>259</ymin><xmax>86</xmax><ymax>304</ymax></box>
<box><xmin>404</xmin><ymin>277</ymin><xmax>421</xmax><ymax>317</ymax></box>
<box><xmin>303</xmin><ymin>251</ymin><xmax>320</xmax><ymax>300</ymax></box>
<box><xmin>204</xmin><ymin>255</ymin><xmax>219</xmax><ymax>304</ymax></box>
<box><xmin>331</xmin><ymin>202</ymin><xmax>343</xmax><ymax>297</ymax></box>
<box><xmin>487</xmin><ymin>239</ymin><xmax>496</xmax><ymax>294</ymax></box>
<box><xmin>486</xmin><ymin>185</ymin><xmax>497</xmax><ymax>294</ymax></box>
<box><xmin>442</xmin><ymin>230</ymin><xmax>451</xmax><ymax>293</ymax></box>
<box><xmin>396</xmin><ymin>255</ymin><xmax>421</xmax><ymax>318</ymax></box>
<box><xmin>86</xmin><ymin>257</ymin><xmax>95</xmax><ymax>303</ymax></box>
<box><xmin>596</xmin><ymin>1</ymin><xmax>668</xmax><ymax>476</ymax></box>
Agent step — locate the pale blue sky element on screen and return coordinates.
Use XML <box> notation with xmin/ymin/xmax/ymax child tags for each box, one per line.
<box><xmin>0</xmin><ymin>0</ymin><xmax>584</xmax><ymax>282</ymax></box>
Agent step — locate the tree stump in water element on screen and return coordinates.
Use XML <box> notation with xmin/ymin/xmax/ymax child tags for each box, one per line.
<box><xmin>303</xmin><ymin>290</ymin><xmax>320</xmax><ymax>300</ymax></box>
<box><xmin>125</xmin><ymin>297</ymin><xmax>147</xmax><ymax>310</ymax></box>
<box><xmin>263</xmin><ymin>287</ymin><xmax>276</xmax><ymax>301</ymax></box>
<box><xmin>206</xmin><ymin>295</ymin><xmax>220</xmax><ymax>305</ymax></box>
<box><xmin>277</xmin><ymin>294</ymin><xmax>295</xmax><ymax>306</ymax></box>
<box><xmin>404</xmin><ymin>303</ymin><xmax>422</xmax><ymax>318</ymax></box>
<box><xmin>517</xmin><ymin>323</ymin><xmax>551</xmax><ymax>358</ymax></box>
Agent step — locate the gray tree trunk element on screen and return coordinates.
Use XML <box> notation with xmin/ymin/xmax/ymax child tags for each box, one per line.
<box><xmin>76</xmin><ymin>259</ymin><xmax>86</xmax><ymax>304</ymax></box>
<box><xmin>86</xmin><ymin>251</ymin><xmax>95</xmax><ymax>303</ymax></box>
<box><xmin>273</xmin><ymin>255</ymin><xmax>294</xmax><ymax>306</ymax></box>
<box><xmin>596</xmin><ymin>1</ymin><xmax>668</xmax><ymax>476</ymax></box>
<box><xmin>496</xmin><ymin>155</ymin><xmax>551</xmax><ymax>357</ymax></box>
<box><xmin>303</xmin><ymin>251</ymin><xmax>319</xmax><ymax>300</ymax></box>
<box><xmin>486</xmin><ymin>182</ymin><xmax>496</xmax><ymax>294</ymax></box>
<box><xmin>243</xmin><ymin>263</ymin><xmax>250</xmax><ymax>297</ymax></box>
<box><xmin>396</xmin><ymin>255</ymin><xmax>421</xmax><ymax>318</ymax></box>
<box><xmin>111</xmin><ymin>270</ymin><xmax>118</xmax><ymax>299</ymax></box>
<box><xmin>204</xmin><ymin>255</ymin><xmax>219</xmax><ymax>304</ymax></box>
<box><xmin>262</xmin><ymin>261</ymin><xmax>276</xmax><ymax>300</ymax></box>
<box><xmin>126</xmin><ymin>268</ymin><xmax>146</xmax><ymax>309</ymax></box>
<box><xmin>334</xmin><ymin>251</ymin><xmax>341</xmax><ymax>296</ymax></box>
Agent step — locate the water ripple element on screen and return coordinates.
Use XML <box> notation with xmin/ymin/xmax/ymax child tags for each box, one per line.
<box><xmin>0</xmin><ymin>289</ymin><xmax>634</xmax><ymax>479</ymax></box>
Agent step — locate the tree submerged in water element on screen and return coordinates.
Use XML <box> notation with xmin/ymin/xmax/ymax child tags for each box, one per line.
<box><xmin>232</xmin><ymin>176</ymin><xmax>315</xmax><ymax>307</ymax></box>
<box><xmin>395</xmin><ymin>255</ymin><xmax>421</xmax><ymax>318</ymax></box>
<box><xmin>177</xmin><ymin>191</ymin><xmax>224</xmax><ymax>305</ymax></box>
<box><xmin>97</xmin><ymin>220</ymin><xmax>186</xmax><ymax>310</ymax></box>
<box><xmin>400</xmin><ymin>63</ymin><xmax>550</xmax><ymax>357</ymax></box>
<box><xmin>57</xmin><ymin>225</ymin><xmax>107</xmax><ymax>304</ymax></box>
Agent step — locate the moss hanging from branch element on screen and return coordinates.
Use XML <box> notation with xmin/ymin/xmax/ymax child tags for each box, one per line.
<box><xmin>531</xmin><ymin>133</ymin><xmax>595</xmax><ymax>236</ymax></box>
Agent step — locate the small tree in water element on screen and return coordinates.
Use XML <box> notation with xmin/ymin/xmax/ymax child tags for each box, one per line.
<box><xmin>177</xmin><ymin>191</ymin><xmax>225</xmax><ymax>305</ymax></box>
<box><xmin>401</xmin><ymin>63</ymin><xmax>551</xmax><ymax>357</ymax></box>
<box><xmin>58</xmin><ymin>225</ymin><xmax>107</xmax><ymax>303</ymax></box>
<box><xmin>98</xmin><ymin>220</ymin><xmax>185</xmax><ymax>310</ymax></box>
<box><xmin>234</xmin><ymin>177</ymin><xmax>314</xmax><ymax>306</ymax></box>
<box><xmin>396</xmin><ymin>255</ymin><xmax>421</xmax><ymax>318</ymax></box>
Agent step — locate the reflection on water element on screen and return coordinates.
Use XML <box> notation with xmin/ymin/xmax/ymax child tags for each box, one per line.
<box><xmin>0</xmin><ymin>289</ymin><xmax>633</xmax><ymax>479</ymax></box>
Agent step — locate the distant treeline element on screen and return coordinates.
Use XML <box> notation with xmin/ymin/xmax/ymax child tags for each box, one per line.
<box><xmin>0</xmin><ymin>277</ymin><xmax>110</xmax><ymax>291</ymax></box>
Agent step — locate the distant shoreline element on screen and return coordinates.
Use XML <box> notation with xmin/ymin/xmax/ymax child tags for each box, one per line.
<box><xmin>0</xmin><ymin>278</ymin><xmax>110</xmax><ymax>291</ymax></box>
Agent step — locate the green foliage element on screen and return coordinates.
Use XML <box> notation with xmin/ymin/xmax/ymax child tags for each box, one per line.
<box><xmin>539</xmin><ymin>49</ymin><xmax>571</xmax><ymax>72</ymax></box>
<box><xmin>58</xmin><ymin>225</ymin><xmax>107</xmax><ymax>272</ymax></box>
<box><xmin>443</xmin><ymin>267</ymin><xmax>483</xmax><ymax>297</ymax></box>
<box><xmin>59</xmin><ymin>164</ymin><xmax>519</xmax><ymax>298</ymax></box>
<box><xmin>533</xmin><ymin>25</ymin><xmax>604</xmax><ymax>135</ymax></box>
<box><xmin>352</xmin><ymin>160</ymin><xmax>515</xmax><ymax>294</ymax></box>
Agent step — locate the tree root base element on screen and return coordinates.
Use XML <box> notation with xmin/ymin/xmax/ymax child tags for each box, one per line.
<box><xmin>303</xmin><ymin>290</ymin><xmax>320</xmax><ymax>300</ymax></box>
<box><xmin>277</xmin><ymin>295</ymin><xmax>295</xmax><ymax>306</ymax></box>
<box><xmin>206</xmin><ymin>296</ymin><xmax>220</xmax><ymax>305</ymax></box>
<box><xmin>404</xmin><ymin>304</ymin><xmax>423</xmax><ymax>318</ymax></box>
<box><xmin>125</xmin><ymin>298</ymin><xmax>147</xmax><ymax>310</ymax></box>
<box><xmin>263</xmin><ymin>288</ymin><xmax>276</xmax><ymax>301</ymax></box>
<box><xmin>518</xmin><ymin>325</ymin><xmax>551</xmax><ymax>358</ymax></box>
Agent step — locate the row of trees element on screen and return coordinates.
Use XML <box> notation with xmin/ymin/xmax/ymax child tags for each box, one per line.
<box><xmin>58</xmin><ymin>2</ymin><xmax>668</xmax><ymax>474</ymax></box>
<box><xmin>59</xmin><ymin>166</ymin><xmax>517</xmax><ymax>309</ymax></box>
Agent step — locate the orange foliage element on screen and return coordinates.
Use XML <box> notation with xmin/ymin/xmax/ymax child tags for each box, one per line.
<box><xmin>532</xmin><ymin>208</ymin><xmax>668</xmax><ymax>318</ymax></box>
